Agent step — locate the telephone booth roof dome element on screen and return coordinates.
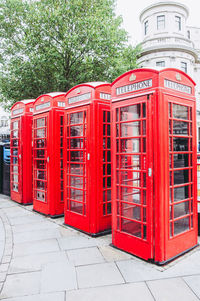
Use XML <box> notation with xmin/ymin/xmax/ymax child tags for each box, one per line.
<box><xmin>35</xmin><ymin>92</ymin><xmax>65</xmax><ymax>101</ymax></box>
<box><xmin>112</xmin><ymin>68</ymin><xmax>196</xmax><ymax>86</ymax></box>
<box><xmin>11</xmin><ymin>99</ymin><xmax>35</xmax><ymax>111</ymax></box>
<box><xmin>66</xmin><ymin>82</ymin><xmax>110</xmax><ymax>95</ymax></box>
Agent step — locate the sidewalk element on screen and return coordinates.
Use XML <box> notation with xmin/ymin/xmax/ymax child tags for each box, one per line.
<box><xmin>0</xmin><ymin>194</ymin><xmax>200</xmax><ymax>301</ymax></box>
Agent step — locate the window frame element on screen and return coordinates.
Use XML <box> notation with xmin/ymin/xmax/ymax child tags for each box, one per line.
<box><xmin>157</xmin><ymin>15</ymin><xmax>165</xmax><ymax>30</ymax></box>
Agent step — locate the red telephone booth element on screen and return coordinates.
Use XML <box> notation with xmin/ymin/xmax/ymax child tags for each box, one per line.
<box><xmin>32</xmin><ymin>93</ymin><xmax>66</xmax><ymax>217</ymax></box>
<box><xmin>111</xmin><ymin>68</ymin><xmax>198</xmax><ymax>265</ymax></box>
<box><xmin>10</xmin><ymin>99</ymin><xmax>34</xmax><ymax>204</ymax></box>
<box><xmin>64</xmin><ymin>82</ymin><xmax>111</xmax><ymax>236</ymax></box>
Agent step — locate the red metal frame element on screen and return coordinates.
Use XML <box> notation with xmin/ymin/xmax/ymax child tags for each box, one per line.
<box><xmin>10</xmin><ymin>99</ymin><xmax>34</xmax><ymax>204</ymax></box>
<box><xmin>64</xmin><ymin>82</ymin><xmax>111</xmax><ymax>236</ymax></box>
<box><xmin>111</xmin><ymin>68</ymin><xmax>198</xmax><ymax>264</ymax></box>
<box><xmin>32</xmin><ymin>92</ymin><xmax>66</xmax><ymax>217</ymax></box>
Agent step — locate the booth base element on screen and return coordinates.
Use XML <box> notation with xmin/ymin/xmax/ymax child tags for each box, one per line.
<box><xmin>33</xmin><ymin>209</ymin><xmax>64</xmax><ymax>219</ymax></box>
<box><xmin>64</xmin><ymin>223</ymin><xmax>111</xmax><ymax>237</ymax></box>
<box><xmin>198</xmin><ymin>213</ymin><xmax>200</xmax><ymax>236</ymax></box>
<box><xmin>110</xmin><ymin>243</ymin><xmax>199</xmax><ymax>266</ymax></box>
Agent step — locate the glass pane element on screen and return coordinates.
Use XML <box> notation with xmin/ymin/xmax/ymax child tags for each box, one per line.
<box><xmin>174</xmin><ymin>154</ymin><xmax>189</xmax><ymax>168</ymax></box>
<box><xmin>143</xmin><ymin>121</ymin><xmax>146</xmax><ymax>135</ymax></box>
<box><xmin>174</xmin><ymin>216</ymin><xmax>189</xmax><ymax>235</ymax></box>
<box><xmin>36</xmin><ymin>139</ymin><xmax>46</xmax><ymax>148</ymax></box>
<box><xmin>70</xmin><ymin>176</ymin><xmax>84</xmax><ymax>188</ymax></box>
<box><xmin>37</xmin><ymin>118</ymin><xmax>45</xmax><ymax>127</ymax></box>
<box><xmin>37</xmin><ymin>170</ymin><xmax>46</xmax><ymax>180</ymax></box>
<box><xmin>120</xmin><ymin>104</ymin><xmax>140</xmax><ymax>121</ymax></box>
<box><xmin>70</xmin><ymin>138</ymin><xmax>84</xmax><ymax>149</ymax></box>
<box><xmin>36</xmin><ymin>149</ymin><xmax>45</xmax><ymax>158</ymax></box>
<box><xmin>174</xmin><ymin>169</ymin><xmax>189</xmax><ymax>185</ymax></box>
<box><xmin>118</xmin><ymin>170</ymin><xmax>141</xmax><ymax>187</ymax></box>
<box><xmin>70</xmin><ymin>188</ymin><xmax>83</xmax><ymax>201</ymax></box>
<box><xmin>70</xmin><ymin>201</ymin><xmax>83</xmax><ymax>214</ymax></box>
<box><xmin>142</xmin><ymin>103</ymin><xmax>146</xmax><ymax>117</ymax></box>
<box><xmin>12</xmin><ymin>139</ymin><xmax>18</xmax><ymax>147</ymax></box>
<box><xmin>120</xmin><ymin>139</ymin><xmax>140</xmax><ymax>153</ymax></box>
<box><xmin>173</xmin><ymin>121</ymin><xmax>189</xmax><ymax>135</ymax></box>
<box><xmin>174</xmin><ymin>186</ymin><xmax>189</xmax><ymax>202</ymax></box>
<box><xmin>174</xmin><ymin>201</ymin><xmax>189</xmax><ymax>219</ymax></box>
<box><xmin>173</xmin><ymin>104</ymin><xmax>188</xmax><ymax>120</ymax></box>
<box><xmin>70</xmin><ymin>164</ymin><xmax>84</xmax><ymax>175</ymax></box>
<box><xmin>71</xmin><ymin>151</ymin><xmax>84</xmax><ymax>162</ymax></box>
<box><xmin>118</xmin><ymin>155</ymin><xmax>140</xmax><ymax>169</ymax></box>
<box><xmin>13</xmin><ymin>130</ymin><xmax>18</xmax><ymax>138</ymax></box>
<box><xmin>13</xmin><ymin>121</ymin><xmax>19</xmax><ymax>130</ymax></box>
<box><xmin>36</xmin><ymin>128</ymin><xmax>45</xmax><ymax>138</ymax></box>
<box><xmin>122</xmin><ymin>203</ymin><xmax>141</xmax><ymax>221</ymax></box>
<box><xmin>70</xmin><ymin>112</ymin><xmax>83</xmax><ymax>124</ymax></box>
<box><xmin>36</xmin><ymin>160</ymin><xmax>45</xmax><ymax>169</ymax></box>
<box><xmin>70</xmin><ymin>125</ymin><xmax>83</xmax><ymax>137</ymax></box>
<box><xmin>121</xmin><ymin>219</ymin><xmax>142</xmax><ymax>238</ymax></box>
<box><xmin>121</xmin><ymin>122</ymin><xmax>140</xmax><ymax>137</ymax></box>
<box><xmin>173</xmin><ymin>138</ymin><xmax>188</xmax><ymax>151</ymax></box>
<box><xmin>121</xmin><ymin>187</ymin><xmax>141</xmax><ymax>204</ymax></box>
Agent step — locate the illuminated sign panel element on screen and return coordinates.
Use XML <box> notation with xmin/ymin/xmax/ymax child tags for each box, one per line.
<box><xmin>35</xmin><ymin>102</ymin><xmax>50</xmax><ymax>111</ymax></box>
<box><xmin>164</xmin><ymin>79</ymin><xmax>192</xmax><ymax>94</ymax></box>
<box><xmin>116</xmin><ymin>79</ymin><xmax>152</xmax><ymax>95</ymax></box>
<box><xmin>68</xmin><ymin>93</ymin><xmax>91</xmax><ymax>104</ymax></box>
<box><xmin>13</xmin><ymin>108</ymin><xmax>24</xmax><ymax>115</ymax></box>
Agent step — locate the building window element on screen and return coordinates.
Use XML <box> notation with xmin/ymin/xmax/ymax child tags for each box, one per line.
<box><xmin>156</xmin><ymin>61</ymin><xmax>165</xmax><ymax>67</ymax></box>
<box><xmin>157</xmin><ymin>15</ymin><xmax>165</xmax><ymax>30</ymax></box>
<box><xmin>181</xmin><ymin>62</ymin><xmax>187</xmax><ymax>73</ymax></box>
<box><xmin>175</xmin><ymin>16</ymin><xmax>181</xmax><ymax>31</ymax></box>
<box><xmin>144</xmin><ymin>20</ymin><xmax>148</xmax><ymax>35</ymax></box>
<box><xmin>187</xmin><ymin>30</ymin><xmax>190</xmax><ymax>39</ymax></box>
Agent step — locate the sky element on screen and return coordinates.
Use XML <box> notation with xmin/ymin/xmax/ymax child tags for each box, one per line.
<box><xmin>116</xmin><ymin>0</ymin><xmax>200</xmax><ymax>45</ymax></box>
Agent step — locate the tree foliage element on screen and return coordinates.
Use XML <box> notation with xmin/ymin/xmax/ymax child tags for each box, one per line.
<box><xmin>0</xmin><ymin>0</ymin><xmax>141</xmax><ymax>106</ymax></box>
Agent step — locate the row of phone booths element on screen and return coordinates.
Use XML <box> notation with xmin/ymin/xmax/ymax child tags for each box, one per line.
<box><xmin>9</xmin><ymin>68</ymin><xmax>198</xmax><ymax>265</ymax></box>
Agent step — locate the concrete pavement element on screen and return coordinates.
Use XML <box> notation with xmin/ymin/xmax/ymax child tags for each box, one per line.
<box><xmin>0</xmin><ymin>194</ymin><xmax>200</xmax><ymax>300</ymax></box>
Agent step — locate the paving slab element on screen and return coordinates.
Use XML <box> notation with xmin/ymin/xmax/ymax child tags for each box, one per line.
<box><xmin>0</xmin><ymin>292</ymin><xmax>65</xmax><ymax>301</ymax></box>
<box><xmin>13</xmin><ymin>228</ymin><xmax>62</xmax><ymax>244</ymax></box>
<box><xmin>57</xmin><ymin>235</ymin><xmax>97</xmax><ymax>250</ymax></box>
<box><xmin>183</xmin><ymin>275</ymin><xmax>200</xmax><ymax>299</ymax></box>
<box><xmin>9</xmin><ymin>251</ymin><xmax>67</xmax><ymax>274</ymax></box>
<box><xmin>116</xmin><ymin>259</ymin><xmax>166</xmax><ymax>282</ymax></box>
<box><xmin>0</xmin><ymin>272</ymin><xmax>41</xmax><ymax>299</ymax></box>
<box><xmin>99</xmin><ymin>245</ymin><xmax>133</xmax><ymax>262</ymax></box>
<box><xmin>76</xmin><ymin>262</ymin><xmax>125</xmax><ymax>289</ymax></box>
<box><xmin>12</xmin><ymin>221</ymin><xmax>59</xmax><ymax>234</ymax></box>
<box><xmin>40</xmin><ymin>261</ymin><xmax>77</xmax><ymax>293</ymax></box>
<box><xmin>66</xmin><ymin>282</ymin><xmax>154</xmax><ymax>301</ymax></box>
<box><xmin>147</xmin><ymin>277</ymin><xmax>199</xmax><ymax>301</ymax></box>
<box><xmin>67</xmin><ymin>247</ymin><xmax>105</xmax><ymax>266</ymax></box>
<box><xmin>2</xmin><ymin>207</ymin><xmax>32</xmax><ymax>218</ymax></box>
<box><xmin>8</xmin><ymin>215</ymin><xmax>44</xmax><ymax>226</ymax></box>
<box><xmin>12</xmin><ymin>239</ymin><xmax>60</xmax><ymax>257</ymax></box>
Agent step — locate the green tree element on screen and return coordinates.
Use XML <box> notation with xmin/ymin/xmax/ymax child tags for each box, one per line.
<box><xmin>0</xmin><ymin>0</ymin><xmax>141</xmax><ymax>106</ymax></box>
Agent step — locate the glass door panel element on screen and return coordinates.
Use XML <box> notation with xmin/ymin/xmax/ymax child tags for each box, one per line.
<box><xmin>116</xmin><ymin>102</ymin><xmax>147</xmax><ymax>241</ymax></box>
<box><xmin>66</xmin><ymin>110</ymin><xmax>87</xmax><ymax>215</ymax></box>
<box><xmin>33</xmin><ymin>116</ymin><xmax>47</xmax><ymax>202</ymax></box>
<box><xmin>10</xmin><ymin>119</ymin><xmax>20</xmax><ymax>193</ymax></box>
<box><xmin>169</xmin><ymin>103</ymin><xmax>194</xmax><ymax>237</ymax></box>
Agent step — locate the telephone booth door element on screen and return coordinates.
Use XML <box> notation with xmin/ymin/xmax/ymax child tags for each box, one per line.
<box><xmin>156</xmin><ymin>94</ymin><xmax>198</xmax><ymax>263</ymax></box>
<box><xmin>33</xmin><ymin>113</ymin><xmax>48</xmax><ymax>205</ymax></box>
<box><xmin>65</xmin><ymin>106</ymin><xmax>89</xmax><ymax>232</ymax></box>
<box><xmin>10</xmin><ymin>117</ymin><xmax>22</xmax><ymax>201</ymax></box>
<box><xmin>112</xmin><ymin>96</ymin><xmax>153</xmax><ymax>260</ymax></box>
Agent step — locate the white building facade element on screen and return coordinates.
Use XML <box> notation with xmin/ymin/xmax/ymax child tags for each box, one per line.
<box><xmin>137</xmin><ymin>1</ymin><xmax>200</xmax><ymax>141</ymax></box>
<box><xmin>0</xmin><ymin>105</ymin><xmax>10</xmax><ymax>143</ymax></box>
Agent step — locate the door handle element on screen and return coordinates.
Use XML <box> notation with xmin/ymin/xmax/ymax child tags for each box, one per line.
<box><xmin>47</xmin><ymin>157</ymin><xmax>49</xmax><ymax>163</ymax></box>
<box><xmin>87</xmin><ymin>153</ymin><xmax>90</xmax><ymax>160</ymax></box>
<box><xmin>148</xmin><ymin>168</ymin><xmax>152</xmax><ymax>177</ymax></box>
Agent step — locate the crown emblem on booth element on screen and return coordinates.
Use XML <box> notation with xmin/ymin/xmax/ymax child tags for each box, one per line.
<box><xmin>129</xmin><ymin>74</ymin><xmax>136</xmax><ymax>82</ymax></box>
<box><xmin>176</xmin><ymin>73</ymin><xmax>181</xmax><ymax>81</ymax></box>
